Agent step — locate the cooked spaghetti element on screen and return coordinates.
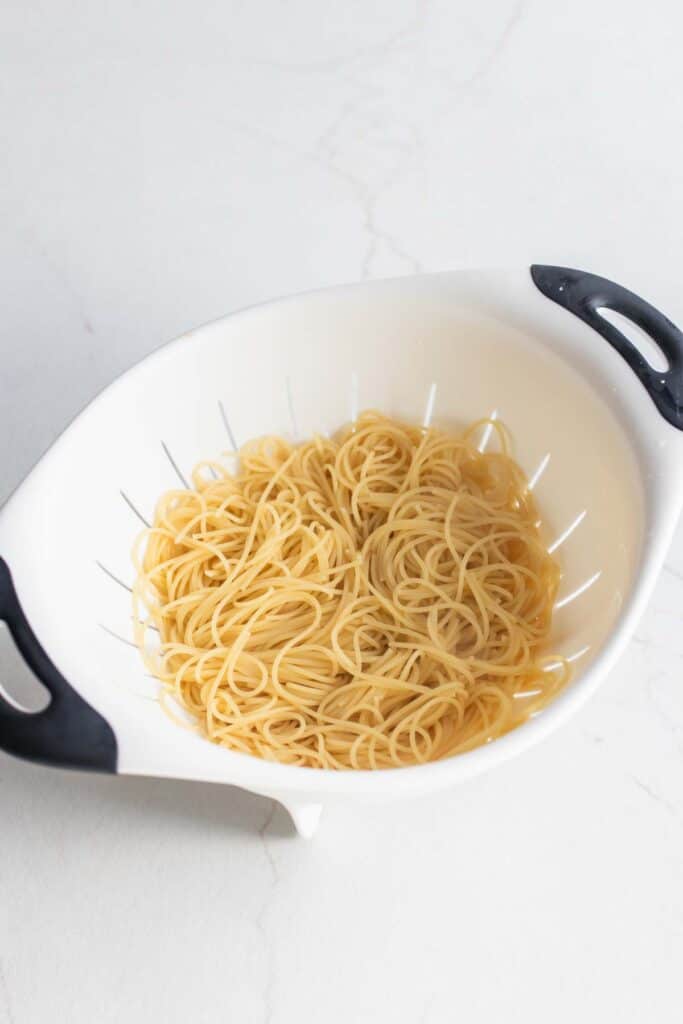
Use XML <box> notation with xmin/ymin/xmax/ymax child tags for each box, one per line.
<box><xmin>133</xmin><ymin>411</ymin><xmax>565</xmax><ymax>769</ymax></box>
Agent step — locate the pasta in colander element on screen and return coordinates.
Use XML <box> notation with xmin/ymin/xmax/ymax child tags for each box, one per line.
<box><xmin>133</xmin><ymin>412</ymin><xmax>565</xmax><ymax>769</ymax></box>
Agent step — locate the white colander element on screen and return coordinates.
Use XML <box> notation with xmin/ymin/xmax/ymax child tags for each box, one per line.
<box><xmin>1</xmin><ymin>266</ymin><xmax>682</xmax><ymax>837</ymax></box>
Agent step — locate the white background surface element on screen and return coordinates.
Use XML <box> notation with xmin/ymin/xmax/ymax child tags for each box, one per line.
<box><xmin>2</xmin><ymin>2</ymin><xmax>683</xmax><ymax>1022</ymax></box>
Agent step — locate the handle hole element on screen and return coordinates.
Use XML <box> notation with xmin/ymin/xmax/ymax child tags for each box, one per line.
<box><xmin>597</xmin><ymin>307</ymin><xmax>670</xmax><ymax>372</ymax></box>
<box><xmin>0</xmin><ymin>621</ymin><xmax>51</xmax><ymax>713</ymax></box>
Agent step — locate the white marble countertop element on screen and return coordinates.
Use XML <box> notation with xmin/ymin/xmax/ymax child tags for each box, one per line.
<box><xmin>2</xmin><ymin>2</ymin><xmax>683</xmax><ymax>1021</ymax></box>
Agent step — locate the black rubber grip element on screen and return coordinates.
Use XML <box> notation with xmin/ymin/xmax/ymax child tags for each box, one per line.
<box><xmin>0</xmin><ymin>557</ymin><xmax>117</xmax><ymax>772</ymax></box>
<box><xmin>530</xmin><ymin>265</ymin><xmax>683</xmax><ymax>430</ymax></box>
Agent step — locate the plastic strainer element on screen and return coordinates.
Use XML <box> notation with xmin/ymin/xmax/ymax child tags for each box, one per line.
<box><xmin>1</xmin><ymin>266</ymin><xmax>682</xmax><ymax>837</ymax></box>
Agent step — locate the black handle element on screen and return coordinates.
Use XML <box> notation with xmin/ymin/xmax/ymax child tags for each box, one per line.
<box><xmin>530</xmin><ymin>265</ymin><xmax>683</xmax><ymax>430</ymax></box>
<box><xmin>0</xmin><ymin>557</ymin><xmax>117</xmax><ymax>772</ymax></box>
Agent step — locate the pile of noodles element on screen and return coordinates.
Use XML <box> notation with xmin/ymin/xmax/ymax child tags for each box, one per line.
<box><xmin>133</xmin><ymin>411</ymin><xmax>565</xmax><ymax>770</ymax></box>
